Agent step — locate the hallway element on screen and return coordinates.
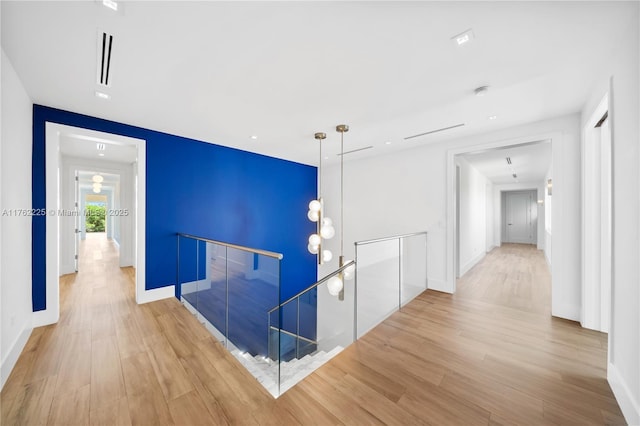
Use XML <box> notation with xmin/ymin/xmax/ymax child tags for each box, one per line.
<box><xmin>1</xmin><ymin>241</ymin><xmax>625</xmax><ymax>424</ymax></box>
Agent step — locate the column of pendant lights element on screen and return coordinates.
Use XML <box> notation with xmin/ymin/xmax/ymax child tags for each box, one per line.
<box><xmin>306</xmin><ymin>124</ymin><xmax>354</xmax><ymax>298</ymax></box>
<box><xmin>92</xmin><ymin>174</ymin><xmax>104</xmax><ymax>193</ymax></box>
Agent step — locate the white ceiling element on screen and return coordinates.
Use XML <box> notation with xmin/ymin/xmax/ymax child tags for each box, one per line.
<box><xmin>460</xmin><ymin>140</ymin><xmax>551</xmax><ymax>185</ymax></box>
<box><xmin>59</xmin><ymin>133</ymin><xmax>137</xmax><ymax>163</ymax></box>
<box><xmin>2</xmin><ymin>1</ymin><xmax>637</xmax><ymax>165</ymax></box>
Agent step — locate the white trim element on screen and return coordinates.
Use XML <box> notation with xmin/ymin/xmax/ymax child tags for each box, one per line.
<box><xmin>459</xmin><ymin>251</ymin><xmax>485</xmax><ymax>277</ymax></box>
<box><xmin>0</xmin><ymin>324</ymin><xmax>32</xmax><ymax>389</ymax></box>
<box><xmin>581</xmin><ymin>92</ymin><xmax>610</xmax><ymax>332</ymax></box>
<box><xmin>608</xmin><ymin>362</ymin><xmax>640</xmax><ymax>425</ymax></box>
<box><xmin>137</xmin><ymin>284</ymin><xmax>175</xmax><ymax>304</ymax></box>
<box><xmin>551</xmin><ymin>301</ymin><xmax>580</xmax><ymax>322</ymax></box>
<box><xmin>42</xmin><ymin>123</ymin><xmax>147</xmax><ymax>327</ymax></box>
<box><xmin>426</xmin><ymin>278</ymin><xmax>447</xmax><ymax>293</ymax></box>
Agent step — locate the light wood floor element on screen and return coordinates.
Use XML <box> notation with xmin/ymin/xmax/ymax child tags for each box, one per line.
<box><xmin>1</xmin><ymin>240</ymin><xmax>625</xmax><ymax>425</ymax></box>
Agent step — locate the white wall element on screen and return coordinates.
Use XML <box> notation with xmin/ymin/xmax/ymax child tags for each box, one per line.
<box><xmin>1</xmin><ymin>49</ymin><xmax>33</xmax><ymax>389</ymax></box>
<box><xmin>321</xmin><ymin>114</ymin><xmax>581</xmax><ymax>324</ymax></box>
<box><xmin>457</xmin><ymin>157</ymin><xmax>488</xmax><ymax>276</ymax></box>
<box><xmin>581</xmin><ymin>9</ymin><xmax>640</xmax><ymax>424</ymax></box>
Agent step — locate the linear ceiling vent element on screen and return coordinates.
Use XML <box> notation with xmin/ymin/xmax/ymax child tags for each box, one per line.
<box><xmin>404</xmin><ymin>123</ymin><xmax>465</xmax><ymax>141</ymax></box>
<box><xmin>506</xmin><ymin>157</ymin><xmax>512</xmax><ymax>165</ymax></box>
<box><xmin>337</xmin><ymin>146</ymin><xmax>374</xmax><ymax>156</ymax></box>
<box><xmin>97</xmin><ymin>31</ymin><xmax>114</xmax><ymax>87</ymax></box>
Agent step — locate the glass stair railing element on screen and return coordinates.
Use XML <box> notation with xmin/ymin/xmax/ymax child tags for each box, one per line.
<box><xmin>267</xmin><ymin>260</ymin><xmax>356</xmax><ymax>396</ymax></box>
<box><xmin>176</xmin><ymin>231</ymin><xmax>427</xmax><ymax>398</ymax></box>
<box><xmin>355</xmin><ymin>231</ymin><xmax>428</xmax><ymax>338</ymax></box>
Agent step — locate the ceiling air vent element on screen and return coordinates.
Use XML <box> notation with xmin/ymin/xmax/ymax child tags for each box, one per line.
<box><xmin>97</xmin><ymin>31</ymin><xmax>114</xmax><ymax>87</ymax></box>
<box><xmin>337</xmin><ymin>146</ymin><xmax>374</xmax><ymax>156</ymax></box>
<box><xmin>404</xmin><ymin>123</ymin><xmax>465</xmax><ymax>141</ymax></box>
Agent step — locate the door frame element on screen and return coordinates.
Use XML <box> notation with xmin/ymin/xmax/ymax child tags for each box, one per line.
<box><xmin>34</xmin><ymin>123</ymin><xmax>147</xmax><ymax>327</ymax></box>
<box><xmin>446</xmin><ymin>132</ymin><xmax>560</xmax><ymax>300</ymax></box>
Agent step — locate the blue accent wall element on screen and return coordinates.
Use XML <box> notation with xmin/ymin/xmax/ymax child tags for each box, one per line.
<box><xmin>32</xmin><ymin>104</ymin><xmax>317</xmax><ymax>311</ymax></box>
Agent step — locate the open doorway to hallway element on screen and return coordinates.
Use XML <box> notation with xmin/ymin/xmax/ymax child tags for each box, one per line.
<box><xmin>36</xmin><ymin>123</ymin><xmax>146</xmax><ymax>328</ymax></box>
<box><xmin>452</xmin><ymin>140</ymin><xmax>552</xmax><ymax>314</ymax></box>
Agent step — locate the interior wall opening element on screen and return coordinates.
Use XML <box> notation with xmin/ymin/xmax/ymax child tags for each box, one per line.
<box><xmin>452</xmin><ymin>139</ymin><xmax>552</xmax><ymax>315</ymax></box>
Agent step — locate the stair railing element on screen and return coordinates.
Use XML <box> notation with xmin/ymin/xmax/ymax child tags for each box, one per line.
<box><xmin>354</xmin><ymin>231</ymin><xmax>428</xmax><ymax>338</ymax></box>
<box><xmin>266</xmin><ymin>259</ymin><xmax>356</xmax><ymax>396</ymax></box>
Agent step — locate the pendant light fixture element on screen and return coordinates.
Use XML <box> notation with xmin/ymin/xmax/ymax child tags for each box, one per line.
<box><xmin>307</xmin><ymin>132</ymin><xmax>336</xmax><ymax>264</ymax></box>
<box><xmin>326</xmin><ymin>124</ymin><xmax>355</xmax><ymax>300</ymax></box>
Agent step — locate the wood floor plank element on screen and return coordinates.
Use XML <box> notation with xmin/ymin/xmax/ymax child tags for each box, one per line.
<box><xmin>53</xmin><ymin>330</ymin><xmax>92</xmax><ymax>397</ymax></box>
<box><xmin>3</xmin><ymin>376</ymin><xmax>57</xmax><ymax>426</ymax></box>
<box><xmin>146</xmin><ymin>335</ymin><xmax>194</xmax><ymax>401</ymax></box>
<box><xmin>121</xmin><ymin>351</ymin><xmax>158</xmax><ymax>398</ymax></box>
<box><xmin>47</xmin><ymin>383</ymin><xmax>90</xmax><ymax>426</ymax></box>
<box><xmin>90</xmin><ymin>336</ymin><xmax>126</xmax><ymax>411</ymax></box>
<box><xmin>90</xmin><ymin>396</ymin><xmax>132</xmax><ymax>426</ymax></box>
<box><xmin>167</xmin><ymin>390</ymin><xmax>216</xmax><ymax>425</ymax></box>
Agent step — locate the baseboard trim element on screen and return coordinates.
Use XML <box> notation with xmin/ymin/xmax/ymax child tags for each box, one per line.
<box><xmin>551</xmin><ymin>302</ymin><xmax>580</xmax><ymax>322</ymax></box>
<box><xmin>460</xmin><ymin>252</ymin><xmax>485</xmax><ymax>277</ymax></box>
<box><xmin>137</xmin><ymin>284</ymin><xmax>175</xmax><ymax>304</ymax></box>
<box><xmin>1</xmin><ymin>324</ymin><xmax>33</xmax><ymax>390</ymax></box>
<box><xmin>427</xmin><ymin>278</ymin><xmax>450</xmax><ymax>293</ymax></box>
<box><xmin>608</xmin><ymin>362</ymin><xmax>640</xmax><ymax>425</ymax></box>
<box><xmin>32</xmin><ymin>306</ymin><xmax>59</xmax><ymax>328</ymax></box>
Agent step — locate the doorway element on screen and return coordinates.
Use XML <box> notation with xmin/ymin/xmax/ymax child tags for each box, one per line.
<box><xmin>502</xmin><ymin>190</ymin><xmax>537</xmax><ymax>245</ymax></box>
<box><xmin>36</xmin><ymin>123</ymin><xmax>147</xmax><ymax>328</ymax></box>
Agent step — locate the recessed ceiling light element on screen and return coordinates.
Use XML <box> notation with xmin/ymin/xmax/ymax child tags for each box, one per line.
<box><xmin>324</xmin><ymin>156</ymin><xmax>329</xmax><ymax>160</ymax></box>
<box><xmin>98</xmin><ymin>153</ymin><xmax>105</xmax><ymax>157</ymax></box>
<box><xmin>452</xmin><ymin>29</ymin><xmax>474</xmax><ymax>46</ymax></box>
<box><xmin>102</xmin><ymin>0</ymin><xmax>118</xmax><ymax>11</ymax></box>
<box><xmin>385</xmin><ymin>141</ymin><xmax>392</xmax><ymax>145</ymax></box>
<box><xmin>95</xmin><ymin>91</ymin><xmax>110</xmax><ymax>100</ymax></box>
<box><xmin>488</xmin><ymin>115</ymin><xmax>497</xmax><ymax>120</ymax></box>
<box><xmin>250</xmin><ymin>135</ymin><xmax>258</xmax><ymax>140</ymax></box>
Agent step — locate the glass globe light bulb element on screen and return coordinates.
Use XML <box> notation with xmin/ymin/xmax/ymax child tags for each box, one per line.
<box><xmin>307</xmin><ymin>210</ymin><xmax>319</xmax><ymax>222</ymax></box>
<box><xmin>321</xmin><ymin>225</ymin><xmax>335</xmax><ymax>239</ymax></box>
<box><xmin>322</xmin><ymin>250</ymin><xmax>332</xmax><ymax>262</ymax></box>
<box><xmin>307</xmin><ymin>244</ymin><xmax>319</xmax><ymax>254</ymax></box>
<box><xmin>327</xmin><ymin>276</ymin><xmax>343</xmax><ymax>296</ymax></box>
<box><xmin>343</xmin><ymin>262</ymin><xmax>356</xmax><ymax>280</ymax></box>
<box><xmin>308</xmin><ymin>234</ymin><xmax>321</xmax><ymax>246</ymax></box>
<box><xmin>309</xmin><ymin>200</ymin><xmax>321</xmax><ymax>212</ymax></box>
<box><xmin>322</xmin><ymin>217</ymin><xmax>332</xmax><ymax>227</ymax></box>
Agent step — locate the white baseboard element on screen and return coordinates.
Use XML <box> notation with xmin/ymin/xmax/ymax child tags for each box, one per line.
<box><xmin>32</xmin><ymin>306</ymin><xmax>59</xmax><ymax>328</ymax></box>
<box><xmin>551</xmin><ymin>302</ymin><xmax>580</xmax><ymax>322</ymax></box>
<box><xmin>1</xmin><ymin>323</ymin><xmax>33</xmax><ymax>390</ymax></box>
<box><xmin>608</xmin><ymin>362</ymin><xmax>640</xmax><ymax>425</ymax></box>
<box><xmin>60</xmin><ymin>262</ymin><xmax>75</xmax><ymax>276</ymax></box>
<box><xmin>459</xmin><ymin>252</ymin><xmax>485</xmax><ymax>277</ymax></box>
<box><xmin>137</xmin><ymin>285</ymin><xmax>175</xmax><ymax>304</ymax></box>
<box><xmin>427</xmin><ymin>278</ymin><xmax>450</xmax><ymax>293</ymax></box>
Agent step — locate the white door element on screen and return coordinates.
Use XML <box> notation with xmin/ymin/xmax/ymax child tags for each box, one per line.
<box><xmin>505</xmin><ymin>192</ymin><xmax>534</xmax><ymax>244</ymax></box>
